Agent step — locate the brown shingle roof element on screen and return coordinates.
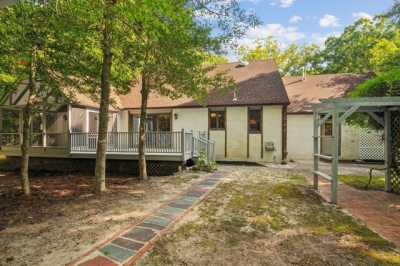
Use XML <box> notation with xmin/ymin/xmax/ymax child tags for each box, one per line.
<box><xmin>119</xmin><ymin>60</ymin><xmax>289</xmax><ymax>109</ymax></box>
<box><xmin>283</xmin><ymin>74</ymin><xmax>368</xmax><ymax>114</ymax></box>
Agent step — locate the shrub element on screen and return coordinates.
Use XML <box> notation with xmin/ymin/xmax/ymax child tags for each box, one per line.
<box><xmin>192</xmin><ymin>151</ymin><xmax>217</xmax><ymax>172</ymax></box>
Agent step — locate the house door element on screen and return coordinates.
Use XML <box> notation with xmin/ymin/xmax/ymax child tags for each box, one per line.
<box><xmin>320</xmin><ymin>120</ymin><xmax>341</xmax><ymax>156</ymax></box>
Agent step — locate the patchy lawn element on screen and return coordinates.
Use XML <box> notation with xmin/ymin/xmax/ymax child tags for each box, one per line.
<box><xmin>340</xmin><ymin>175</ymin><xmax>385</xmax><ymax>191</ymax></box>
<box><xmin>0</xmin><ymin>170</ymin><xmax>204</xmax><ymax>266</ymax></box>
<box><xmin>139</xmin><ymin>166</ymin><xmax>400</xmax><ymax>266</ymax></box>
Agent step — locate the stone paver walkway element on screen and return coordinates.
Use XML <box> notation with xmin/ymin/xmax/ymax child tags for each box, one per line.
<box><xmin>69</xmin><ymin>172</ymin><xmax>225</xmax><ymax>266</ymax></box>
<box><xmin>314</xmin><ymin>177</ymin><xmax>400</xmax><ymax>249</ymax></box>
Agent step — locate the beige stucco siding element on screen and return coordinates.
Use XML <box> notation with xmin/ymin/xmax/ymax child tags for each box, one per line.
<box><xmin>226</xmin><ymin>107</ymin><xmax>247</xmax><ymax>160</ymax></box>
<box><xmin>209</xmin><ymin>130</ymin><xmax>225</xmax><ymax>160</ymax></box>
<box><xmin>287</xmin><ymin>114</ymin><xmax>363</xmax><ymax>161</ymax></box>
<box><xmin>263</xmin><ymin>106</ymin><xmax>283</xmax><ymax>162</ymax></box>
<box><xmin>341</xmin><ymin>124</ymin><xmax>360</xmax><ymax>160</ymax></box>
<box><xmin>287</xmin><ymin>114</ymin><xmax>313</xmax><ymax>160</ymax></box>
<box><xmin>172</xmin><ymin>108</ymin><xmax>208</xmax><ymax>134</ymax></box>
<box><xmin>249</xmin><ymin>134</ymin><xmax>262</xmax><ymax>160</ymax></box>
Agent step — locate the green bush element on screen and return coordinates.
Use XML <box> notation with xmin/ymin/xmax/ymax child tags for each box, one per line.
<box><xmin>192</xmin><ymin>151</ymin><xmax>217</xmax><ymax>172</ymax></box>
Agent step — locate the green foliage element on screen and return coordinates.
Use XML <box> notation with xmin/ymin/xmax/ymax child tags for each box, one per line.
<box><xmin>386</xmin><ymin>0</ymin><xmax>400</xmax><ymax>25</ymax></box>
<box><xmin>351</xmin><ymin>68</ymin><xmax>400</xmax><ymax>97</ymax></box>
<box><xmin>322</xmin><ymin>17</ymin><xmax>399</xmax><ymax>74</ymax></box>
<box><xmin>193</xmin><ymin>151</ymin><xmax>217</xmax><ymax>172</ymax></box>
<box><xmin>238</xmin><ymin>37</ymin><xmax>323</xmax><ymax>76</ymax></box>
<box><xmin>203</xmin><ymin>53</ymin><xmax>229</xmax><ymax>66</ymax></box>
<box><xmin>340</xmin><ymin>175</ymin><xmax>385</xmax><ymax>191</ymax></box>
<box><xmin>0</xmin><ymin>1</ymin><xmax>69</xmax><ymax>112</ymax></box>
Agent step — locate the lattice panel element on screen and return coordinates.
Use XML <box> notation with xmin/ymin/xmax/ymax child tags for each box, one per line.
<box><xmin>390</xmin><ymin>111</ymin><xmax>400</xmax><ymax>193</ymax></box>
<box><xmin>359</xmin><ymin>129</ymin><xmax>385</xmax><ymax>161</ymax></box>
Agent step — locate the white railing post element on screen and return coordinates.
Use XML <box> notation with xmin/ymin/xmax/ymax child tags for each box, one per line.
<box><xmin>181</xmin><ymin>128</ymin><xmax>185</xmax><ymax>161</ymax></box>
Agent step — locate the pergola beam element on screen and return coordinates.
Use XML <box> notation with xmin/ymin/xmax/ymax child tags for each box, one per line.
<box><xmin>339</xmin><ymin>106</ymin><xmax>359</xmax><ymax>124</ymax></box>
<box><xmin>367</xmin><ymin>111</ymin><xmax>385</xmax><ymax>127</ymax></box>
<box><xmin>318</xmin><ymin>112</ymin><xmax>332</xmax><ymax>127</ymax></box>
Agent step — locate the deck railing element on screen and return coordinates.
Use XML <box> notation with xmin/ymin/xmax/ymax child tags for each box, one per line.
<box><xmin>70</xmin><ymin>131</ymin><xmax>183</xmax><ymax>154</ymax></box>
<box><xmin>0</xmin><ymin>130</ymin><xmax>216</xmax><ymax>163</ymax></box>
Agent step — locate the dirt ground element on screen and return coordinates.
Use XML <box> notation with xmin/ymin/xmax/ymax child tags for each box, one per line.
<box><xmin>138</xmin><ymin>164</ymin><xmax>400</xmax><ymax>266</ymax></box>
<box><xmin>0</xmin><ymin>170</ymin><xmax>206</xmax><ymax>266</ymax></box>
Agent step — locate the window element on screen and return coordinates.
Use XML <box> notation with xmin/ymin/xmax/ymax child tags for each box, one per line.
<box><xmin>130</xmin><ymin>113</ymin><xmax>171</xmax><ymax>132</ymax></box>
<box><xmin>324</xmin><ymin>123</ymin><xmax>333</xmax><ymax>136</ymax></box>
<box><xmin>248</xmin><ymin>107</ymin><xmax>261</xmax><ymax>133</ymax></box>
<box><xmin>209</xmin><ymin>109</ymin><xmax>225</xmax><ymax>130</ymax></box>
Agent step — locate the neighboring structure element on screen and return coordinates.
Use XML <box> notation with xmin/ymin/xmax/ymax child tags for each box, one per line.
<box><xmin>0</xmin><ymin>60</ymin><xmax>290</xmax><ymax>167</ymax></box>
<box><xmin>284</xmin><ymin>74</ymin><xmax>384</xmax><ymax>161</ymax></box>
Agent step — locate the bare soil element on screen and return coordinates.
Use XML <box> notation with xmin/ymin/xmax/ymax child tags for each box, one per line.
<box><xmin>0</xmin><ymin>170</ymin><xmax>204</xmax><ymax>266</ymax></box>
<box><xmin>138</xmin><ymin>165</ymin><xmax>400</xmax><ymax>266</ymax></box>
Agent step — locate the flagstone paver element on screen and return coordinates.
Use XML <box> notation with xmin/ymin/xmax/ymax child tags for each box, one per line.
<box><xmin>78</xmin><ymin>256</ymin><xmax>118</xmax><ymax>266</ymax></box>
<box><xmin>100</xmin><ymin>244</ymin><xmax>135</xmax><ymax>263</ymax></box>
<box><xmin>71</xmin><ymin>172</ymin><xmax>226</xmax><ymax>266</ymax></box>
<box><xmin>123</xmin><ymin>228</ymin><xmax>155</xmax><ymax>243</ymax></box>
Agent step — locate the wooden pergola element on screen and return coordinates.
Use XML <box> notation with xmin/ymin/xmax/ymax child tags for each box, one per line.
<box><xmin>312</xmin><ymin>97</ymin><xmax>400</xmax><ymax>204</ymax></box>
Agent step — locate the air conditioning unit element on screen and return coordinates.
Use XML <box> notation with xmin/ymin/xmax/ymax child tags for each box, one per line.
<box><xmin>264</xmin><ymin>142</ymin><xmax>275</xmax><ymax>152</ymax></box>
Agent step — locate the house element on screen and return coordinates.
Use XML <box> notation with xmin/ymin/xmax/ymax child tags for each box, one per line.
<box><xmin>0</xmin><ymin>60</ymin><xmax>290</xmax><ymax>173</ymax></box>
<box><xmin>284</xmin><ymin>74</ymin><xmax>385</xmax><ymax>161</ymax></box>
<box><xmin>0</xmin><ymin>60</ymin><xmax>382</xmax><ymax>174</ymax></box>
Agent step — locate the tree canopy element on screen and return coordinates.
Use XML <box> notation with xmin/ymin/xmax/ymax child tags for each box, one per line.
<box><xmin>238</xmin><ymin>37</ymin><xmax>323</xmax><ymax>76</ymax></box>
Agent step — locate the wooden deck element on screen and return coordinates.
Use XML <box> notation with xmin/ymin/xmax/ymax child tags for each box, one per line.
<box><xmin>0</xmin><ymin>131</ymin><xmax>215</xmax><ymax>162</ymax></box>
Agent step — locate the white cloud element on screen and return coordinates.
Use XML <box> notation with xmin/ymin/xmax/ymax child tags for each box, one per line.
<box><xmin>289</xmin><ymin>15</ymin><xmax>303</xmax><ymax>24</ymax></box>
<box><xmin>352</xmin><ymin>12</ymin><xmax>373</xmax><ymax>20</ymax></box>
<box><xmin>237</xmin><ymin>23</ymin><xmax>305</xmax><ymax>49</ymax></box>
<box><xmin>319</xmin><ymin>14</ymin><xmax>340</xmax><ymax>28</ymax></box>
<box><xmin>279</xmin><ymin>0</ymin><xmax>295</xmax><ymax>8</ymax></box>
<box><xmin>311</xmin><ymin>32</ymin><xmax>341</xmax><ymax>46</ymax></box>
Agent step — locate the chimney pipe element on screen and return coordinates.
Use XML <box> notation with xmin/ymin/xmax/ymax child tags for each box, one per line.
<box><xmin>302</xmin><ymin>67</ymin><xmax>306</xmax><ymax>81</ymax></box>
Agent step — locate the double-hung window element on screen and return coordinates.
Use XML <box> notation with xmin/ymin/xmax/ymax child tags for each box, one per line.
<box><xmin>248</xmin><ymin>107</ymin><xmax>262</xmax><ymax>134</ymax></box>
<box><xmin>209</xmin><ymin>109</ymin><xmax>225</xmax><ymax>130</ymax></box>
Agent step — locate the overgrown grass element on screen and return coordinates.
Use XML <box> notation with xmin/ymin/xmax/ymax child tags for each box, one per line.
<box><xmin>174</xmin><ymin>174</ymin><xmax>200</xmax><ymax>185</ymax></box>
<box><xmin>340</xmin><ymin>174</ymin><xmax>385</xmax><ymax>191</ymax></box>
<box><xmin>139</xmin><ymin>171</ymin><xmax>400</xmax><ymax>266</ymax></box>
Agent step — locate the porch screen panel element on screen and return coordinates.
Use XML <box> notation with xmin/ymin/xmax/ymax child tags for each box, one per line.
<box><xmin>46</xmin><ymin>111</ymin><xmax>67</xmax><ymax>147</ymax></box>
<box><xmin>71</xmin><ymin>107</ymin><xmax>86</xmax><ymax>133</ymax></box>
<box><xmin>0</xmin><ymin>109</ymin><xmax>19</xmax><ymax>133</ymax></box>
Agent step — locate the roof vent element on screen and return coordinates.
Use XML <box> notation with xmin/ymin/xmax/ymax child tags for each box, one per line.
<box><xmin>237</xmin><ymin>60</ymin><xmax>249</xmax><ymax>67</ymax></box>
<box><xmin>233</xmin><ymin>91</ymin><xmax>239</xmax><ymax>102</ymax></box>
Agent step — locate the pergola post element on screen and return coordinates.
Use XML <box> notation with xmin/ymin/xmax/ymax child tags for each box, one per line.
<box><xmin>0</xmin><ymin>108</ymin><xmax>3</xmax><ymax>132</ymax></box>
<box><xmin>384</xmin><ymin>109</ymin><xmax>392</xmax><ymax>192</ymax></box>
<box><xmin>313</xmin><ymin>111</ymin><xmax>319</xmax><ymax>190</ymax></box>
<box><xmin>330</xmin><ymin>110</ymin><xmax>340</xmax><ymax>204</ymax></box>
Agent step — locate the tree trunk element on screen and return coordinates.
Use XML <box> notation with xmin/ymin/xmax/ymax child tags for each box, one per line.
<box><xmin>139</xmin><ymin>74</ymin><xmax>149</xmax><ymax>181</ymax></box>
<box><xmin>20</xmin><ymin>104</ymin><xmax>31</xmax><ymax>196</ymax></box>
<box><xmin>20</xmin><ymin>56</ymin><xmax>35</xmax><ymax>197</ymax></box>
<box><xmin>94</xmin><ymin>1</ymin><xmax>114</xmax><ymax>194</ymax></box>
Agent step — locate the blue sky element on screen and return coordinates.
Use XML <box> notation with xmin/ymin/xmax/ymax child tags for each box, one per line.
<box><xmin>228</xmin><ymin>0</ymin><xmax>394</xmax><ymax>60</ymax></box>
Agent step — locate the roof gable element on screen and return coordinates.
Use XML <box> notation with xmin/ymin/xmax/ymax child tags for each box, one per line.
<box><xmin>284</xmin><ymin>74</ymin><xmax>368</xmax><ymax>114</ymax></box>
<box><xmin>119</xmin><ymin>60</ymin><xmax>289</xmax><ymax>109</ymax></box>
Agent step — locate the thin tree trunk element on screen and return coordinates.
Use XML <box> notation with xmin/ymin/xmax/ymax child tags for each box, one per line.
<box><xmin>139</xmin><ymin>74</ymin><xmax>149</xmax><ymax>181</ymax></box>
<box><xmin>20</xmin><ymin>103</ymin><xmax>31</xmax><ymax>196</ymax></box>
<box><xmin>94</xmin><ymin>1</ymin><xmax>114</xmax><ymax>194</ymax></box>
<box><xmin>20</xmin><ymin>54</ymin><xmax>35</xmax><ymax>196</ymax></box>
